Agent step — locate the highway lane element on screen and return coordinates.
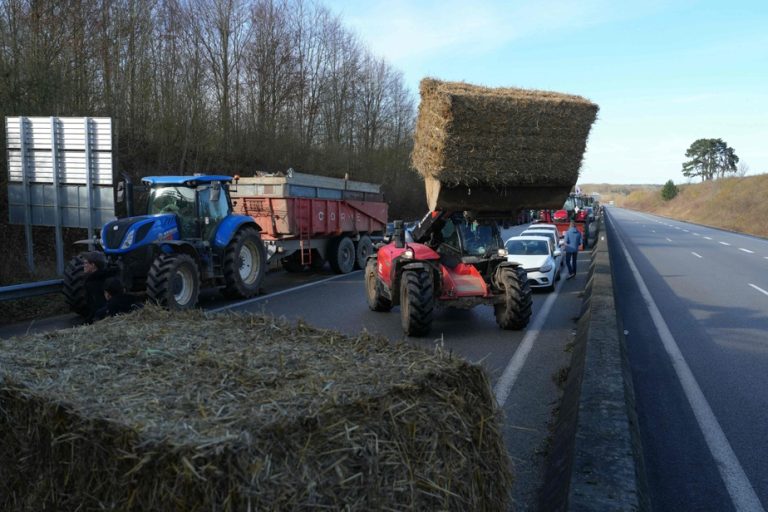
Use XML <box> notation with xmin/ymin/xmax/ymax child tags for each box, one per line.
<box><xmin>0</xmin><ymin>222</ymin><xmax>593</xmax><ymax>510</ymax></box>
<box><xmin>606</xmin><ymin>207</ymin><xmax>768</xmax><ymax>512</ymax></box>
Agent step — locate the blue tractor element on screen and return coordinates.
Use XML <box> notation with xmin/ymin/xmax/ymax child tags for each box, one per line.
<box><xmin>63</xmin><ymin>175</ymin><xmax>267</xmax><ymax>313</ymax></box>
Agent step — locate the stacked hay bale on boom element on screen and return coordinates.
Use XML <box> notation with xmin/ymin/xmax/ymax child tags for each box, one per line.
<box><xmin>0</xmin><ymin>307</ymin><xmax>511</xmax><ymax>511</ymax></box>
<box><xmin>412</xmin><ymin>78</ymin><xmax>599</xmax><ymax>215</ymax></box>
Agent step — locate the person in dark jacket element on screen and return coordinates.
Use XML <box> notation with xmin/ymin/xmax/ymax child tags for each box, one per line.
<box><xmin>94</xmin><ymin>277</ymin><xmax>141</xmax><ymax>321</ymax></box>
<box><xmin>82</xmin><ymin>251</ymin><xmax>113</xmax><ymax>323</ymax></box>
<box><xmin>564</xmin><ymin>221</ymin><xmax>583</xmax><ymax>279</ymax></box>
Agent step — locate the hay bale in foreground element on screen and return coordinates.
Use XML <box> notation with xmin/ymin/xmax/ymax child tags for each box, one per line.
<box><xmin>412</xmin><ymin>78</ymin><xmax>599</xmax><ymax>212</ymax></box>
<box><xmin>0</xmin><ymin>306</ymin><xmax>511</xmax><ymax>511</ymax></box>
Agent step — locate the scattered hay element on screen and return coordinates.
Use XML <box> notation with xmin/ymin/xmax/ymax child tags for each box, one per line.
<box><xmin>411</xmin><ymin>78</ymin><xmax>599</xmax><ymax>208</ymax></box>
<box><xmin>0</xmin><ymin>306</ymin><xmax>511</xmax><ymax>511</ymax></box>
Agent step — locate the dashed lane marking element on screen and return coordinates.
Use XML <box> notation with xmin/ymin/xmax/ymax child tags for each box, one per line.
<box><xmin>739</xmin><ymin>248</ymin><xmax>754</xmax><ymax>254</ymax></box>
<box><xmin>692</xmin><ymin>252</ymin><xmax>703</xmax><ymax>258</ymax></box>
<box><xmin>749</xmin><ymin>283</ymin><xmax>768</xmax><ymax>297</ymax></box>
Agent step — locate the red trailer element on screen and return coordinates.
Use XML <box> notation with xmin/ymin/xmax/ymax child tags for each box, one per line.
<box><xmin>231</xmin><ymin>171</ymin><xmax>388</xmax><ymax>273</ymax></box>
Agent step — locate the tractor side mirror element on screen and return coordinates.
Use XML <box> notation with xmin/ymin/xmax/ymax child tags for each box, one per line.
<box><xmin>116</xmin><ymin>181</ymin><xmax>125</xmax><ymax>203</ymax></box>
<box><xmin>393</xmin><ymin>220</ymin><xmax>405</xmax><ymax>249</ymax></box>
<box><xmin>211</xmin><ymin>182</ymin><xmax>221</xmax><ymax>202</ymax></box>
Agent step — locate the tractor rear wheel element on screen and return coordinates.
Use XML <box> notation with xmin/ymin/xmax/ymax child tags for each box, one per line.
<box><xmin>223</xmin><ymin>227</ymin><xmax>266</xmax><ymax>298</ymax></box>
<box><xmin>365</xmin><ymin>259</ymin><xmax>392</xmax><ymax>312</ymax></box>
<box><xmin>329</xmin><ymin>236</ymin><xmax>355</xmax><ymax>274</ymax></box>
<box><xmin>355</xmin><ymin>235</ymin><xmax>373</xmax><ymax>270</ymax></box>
<box><xmin>147</xmin><ymin>253</ymin><xmax>200</xmax><ymax>309</ymax></box>
<box><xmin>494</xmin><ymin>266</ymin><xmax>533</xmax><ymax>330</ymax></box>
<box><xmin>400</xmin><ymin>269</ymin><xmax>434</xmax><ymax>337</ymax></box>
<box><xmin>63</xmin><ymin>256</ymin><xmax>88</xmax><ymax>316</ymax></box>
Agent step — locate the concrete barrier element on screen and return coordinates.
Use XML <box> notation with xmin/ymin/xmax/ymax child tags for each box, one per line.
<box><xmin>539</xmin><ymin>216</ymin><xmax>649</xmax><ymax>511</ymax></box>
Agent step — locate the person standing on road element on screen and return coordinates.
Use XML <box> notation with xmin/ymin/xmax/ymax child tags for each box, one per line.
<box><xmin>564</xmin><ymin>221</ymin><xmax>582</xmax><ymax>279</ymax></box>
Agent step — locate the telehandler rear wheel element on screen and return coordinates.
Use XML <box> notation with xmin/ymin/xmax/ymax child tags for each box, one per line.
<box><xmin>400</xmin><ymin>269</ymin><xmax>434</xmax><ymax>337</ymax></box>
<box><xmin>365</xmin><ymin>259</ymin><xmax>392</xmax><ymax>312</ymax></box>
<box><xmin>147</xmin><ymin>253</ymin><xmax>200</xmax><ymax>309</ymax></box>
<box><xmin>494</xmin><ymin>266</ymin><xmax>532</xmax><ymax>330</ymax></box>
<box><xmin>223</xmin><ymin>227</ymin><xmax>266</xmax><ymax>298</ymax></box>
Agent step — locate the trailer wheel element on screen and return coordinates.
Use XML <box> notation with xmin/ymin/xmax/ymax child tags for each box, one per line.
<box><xmin>365</xmin><ymin>259</ymin><xmax>392</xmax><ymax>312</ymax></box>
<box><xmin>147</xmin><ymin>253</ymin><xmax>200</xmax><ymax>309</ymax></box>
<box><xmin>63</xmin><ymin>256</ymin><xmax>88</xmax><ymax>316</ymax></box>
<box><xmin>329</xmin><ymin>236</ymin><xmax>355</xmax><ymax>274</ymax></box>
<box><xmin>400</xmin><ymin>269</ymin><xmax>434</xmax><ymax>337</ymax></box>
<box><xmin>355</xmin><ymin>235</ymin><xmax>373</xmax><ymax>270</ymax></box>
<box><xmin>494</xmin><ymin>266</ymin><xmax>532</xmax><ymax>330</ymax></box>
<box><xmin>223</xmin><ymin>227</ymin><xmax>266</xmax><ymax>298</ymax></box>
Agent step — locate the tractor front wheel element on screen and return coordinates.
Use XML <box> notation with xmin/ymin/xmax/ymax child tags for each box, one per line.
<box><xmin>63</xmin><ymin>256</ymin><xmax>88</xmax><ymax>316</ymax></box>
<box><xmin>365</xmin><ymin>259</ymin><xmax>392</xmax><ymax>312</ymax></box>
<box><xmin>400</xmin><ymin>269</ymin><xmax>434</xmax><ymax>337</ymax></box>
<box><xmin>494</xmin><ymin>266</ymin><xmax>533</xmax><ymax>330</ymax></box>
<box><xmin>223</xmin><ymin>227</ymin><xmax>266</xmax><ymax>298</ymax></box>
<box><xmin>147</xmin><ymin>253</ymin><xmax>200</xmax><ymax>309</ymax></box>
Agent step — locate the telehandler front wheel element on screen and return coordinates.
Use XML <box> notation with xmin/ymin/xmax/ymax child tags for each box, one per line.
<box><xmin>365</xmin><ymin>259</ymin><xmax>392</xmax><ymax>312</ymax></box>
<box><xmin>400</xmin><ymin>269</ymin><xmax>434</xmax><ymax>337</ymax></box>
<box><xmin>147</xmin><ymin>253</ymin><xmax>200</xmax><ymax>309</ymax></box>
<box><xmin>494</xmin><ymin>266</ymin><xmax>532</xmax><ymax>330</ymax></box>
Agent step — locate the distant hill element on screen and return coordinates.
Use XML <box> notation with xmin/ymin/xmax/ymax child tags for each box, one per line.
<box><xmin>582</xmin><ymin>174</ymin><xmax>768</xmax><ymax>238</ymax></box>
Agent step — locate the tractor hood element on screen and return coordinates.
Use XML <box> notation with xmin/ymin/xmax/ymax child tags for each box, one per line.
<box><xmin>102</xmin><ymin>214</ymin><xmax>180</xmax><ymax>253</ymax></box>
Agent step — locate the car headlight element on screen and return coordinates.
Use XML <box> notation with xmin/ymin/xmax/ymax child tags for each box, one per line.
<box><xmin>540</xmin><ymin>263</ymin><xmax>553</xmax><ymax>273</ymax></box>
<box><xmin>403</xmin><ymin>248</ymin><xmax>414</xmax><ymax>259</ymax></box>
<box><xmin>120</xmin><ymin>230</ymin><xmax>135</xmax><ymax>249</ymax></box>
<box><xmin>497</xmin><ymin>248</ymin><xmax>508</xmax><ymax>257</ymax></box>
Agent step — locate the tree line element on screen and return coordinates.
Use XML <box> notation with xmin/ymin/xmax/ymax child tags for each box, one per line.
<box><xmin>0</xmin><ymin>0</ymin><xmax>427</xmax><ymax>220</ymax></box>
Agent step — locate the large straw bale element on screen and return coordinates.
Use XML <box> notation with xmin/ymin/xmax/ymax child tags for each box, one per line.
<box><xmin>412</xmin><ymin>78</ymin><xmax>599</xmax><ymax>189</ymax></box>
<box><xmin>0</xmin><ymin>306</ymin><xmax>511</xmax><ymax>511</ymax></box>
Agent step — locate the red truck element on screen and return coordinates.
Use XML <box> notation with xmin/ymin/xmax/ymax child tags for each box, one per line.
<box><xmin>231</xmin><ymin>171</ymin><xmax>388</xmax><ymax>273</ymax></box>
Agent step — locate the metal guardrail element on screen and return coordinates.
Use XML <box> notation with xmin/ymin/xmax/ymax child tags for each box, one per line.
<box><xmin>0</xmin><ymin>279</ymin><xmax>63</xmax><ymax>302</ymax></box>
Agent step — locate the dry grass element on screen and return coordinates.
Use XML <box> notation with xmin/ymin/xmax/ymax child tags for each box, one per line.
<box><xmin>0</xmin><ymin>306</ymin><xmax>512</xmax><ymax>511</ymax></box>
<box><xmin>595</xmin><ymin>174</ymin><xmax>768</xmax><ymax>238</ymax></box>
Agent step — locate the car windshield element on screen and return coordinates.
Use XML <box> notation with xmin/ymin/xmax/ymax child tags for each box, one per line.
<box><xmin>506</xmin><ymin>239</ymin><xmax>549</xmax><ymax>256</ymax></box>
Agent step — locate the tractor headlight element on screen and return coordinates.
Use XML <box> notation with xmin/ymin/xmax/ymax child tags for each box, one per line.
<box><xmin>403</xmin><ymin>248</ymin><xmax>414</xmax><ymax>259</ymax></box>
<box><xmin>540</xmin><ymin>263</ymin><xmax>553</xmax><ymax>273</ymax></box>
<box><xmin>497</xmin><ymin>248</ymin><xmax>508</xmax><ymax>257</ymax></box>
<box><xmin>120</xmin><ymin>230</ymin><xmax>135</xmax><ymax>249</ymax></box>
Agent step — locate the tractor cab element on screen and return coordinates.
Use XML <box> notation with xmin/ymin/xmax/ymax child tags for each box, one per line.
<box><xmin>144</xmin><ymin>175</ymin><xmax>233</xmax><ymax>240</ymax></box>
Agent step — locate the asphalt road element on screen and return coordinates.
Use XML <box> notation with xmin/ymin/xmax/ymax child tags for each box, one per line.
<box><xmin>606</xmin><ymin>207</ymin><xmax>768</xmax><ymax>512</ymax></box>
<box><xmin>0</xmin><ymin>223</ymin><xmax>593</xmax><ymax>511</ymax></box>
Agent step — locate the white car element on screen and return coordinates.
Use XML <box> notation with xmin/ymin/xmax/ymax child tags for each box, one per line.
<box><xmin>520</xmin><ymin>229</ymin><xmax>563</xmax><ymax>269</ymax></box>
<box><xmin>505</xmin><ymin>235</ymin><xmax>560</xmax><ymax>292</ymax></box>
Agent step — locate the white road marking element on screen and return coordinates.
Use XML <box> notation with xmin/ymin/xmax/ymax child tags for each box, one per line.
<box><xmin>720</xmin><ymin>241</ymin><xmax>731</xmax><ymax>246</ymax></box>
<box><xmin>494</xmin><ymin>277</ymin><xmax>562</xmax><ymax>406</ymax></box>
<box><xmin>705</xmin><ymin>236</ymin><xmax>713</xmax><ymax>240</ymax></box>
<box><xmin>683</xmin><ymin>229</ymin><xmax>690</xmax><ymax>233</ymax></box>
<box><xmin>207</xmin><ymin>272</ymin><xmax>361</xmax><ymax>314</ymax></box>
<box><xmin>693</xmin><ymin>233</ymin><xmax>700</xmax><ymax>236</ymax></box>
<box><xmin>613</xmin><ymin>219</ymin><xmax>764</xmax><ymax>512</ymax></box>
<box><xmin>692</xmin><ymin>252</ymin><xmax>703</xmax><ymax>259</ymax></box>
<box><xmin>749</xmin><ymin>283</ymin><xmax>768</xmax><ymax>297</ymax></box>
<box><xmin>666</xmin><ymin>237</ymin><xmax>673</xmax><ymax>242</ymax></box>
<box><xmin>739</xmin><ymin>248</ymin><xmax>754</xmax><ymax>254</ymax></box>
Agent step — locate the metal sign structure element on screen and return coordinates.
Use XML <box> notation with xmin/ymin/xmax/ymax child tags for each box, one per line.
<box><xmin>5</xmin><ymin>117</ymin><xmax>115</xmax><ymax>274</ymax></box>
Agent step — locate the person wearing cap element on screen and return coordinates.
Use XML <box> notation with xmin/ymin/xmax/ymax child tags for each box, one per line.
<box><xmin>94</xmin><ymin>277</ymin><xmax>141</xmax><ymax>321</ymax></box>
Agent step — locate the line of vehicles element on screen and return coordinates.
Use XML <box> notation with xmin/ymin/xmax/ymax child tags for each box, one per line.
<box><xmin>61</xmin><ymin>170</ymin><xmax>597</xmax><ymax>337</ymax></box>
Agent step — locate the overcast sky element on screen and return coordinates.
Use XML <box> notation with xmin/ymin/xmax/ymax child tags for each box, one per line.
<box><xmin>325</xmin><ymin>0</ymin><xmax>767</xmax><ymax>184</ymax></box>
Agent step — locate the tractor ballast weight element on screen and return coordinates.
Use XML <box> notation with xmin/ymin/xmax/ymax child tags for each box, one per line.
<box><xmin>63</xmin><ymin>175</ymin><xmax>267</xmax><ymax>315</ymax></box>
